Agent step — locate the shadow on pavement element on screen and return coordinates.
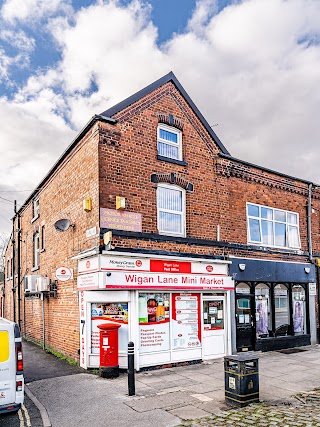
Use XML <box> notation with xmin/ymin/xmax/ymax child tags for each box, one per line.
<box><xmin>23</xmin><ymin>340</ymin><xmax>86</xmax><ymax>383</ymax></box>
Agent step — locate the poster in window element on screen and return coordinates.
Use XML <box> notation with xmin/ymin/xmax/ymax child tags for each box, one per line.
<box><xmin>139</xmin><ymin>293</ymin><xmax>170</xmax><ymax>353</ymax></box>
<box><xmin>256</xmin><ymin>298</ymin><xmax>268</xmax><ymax>336</ymax></box>
<box><xmin>91</xmin><ymin>303</ymin><xmax>128</xmax><ymax>353</ymax></box>
<box><xmin>293</xmin><ymin>301</ymin><xmax>304</xmax><ymax>333</ymax></box>
<box><xmin>172</xmin><ymin>293</ymin><xmax>201</xmax><ymax>349</ymax></box>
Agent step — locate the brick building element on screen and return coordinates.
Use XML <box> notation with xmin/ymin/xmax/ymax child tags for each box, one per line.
<box><xmin>3</xmin><ymin>72</ymin><xmax>320</xmax><ymax>369</ymax></box>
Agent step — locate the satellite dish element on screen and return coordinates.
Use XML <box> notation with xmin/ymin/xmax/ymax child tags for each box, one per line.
<box><xmin>54</xmin><ymin>219</ymin><xmax>73</xmax><ymax>232</ymax></box>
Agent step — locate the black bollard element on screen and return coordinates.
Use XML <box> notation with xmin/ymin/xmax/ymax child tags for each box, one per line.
<box><xmin>127</xmin><ymin>341</ymin><xmax>135</xmax><ymax>396</ymax></box>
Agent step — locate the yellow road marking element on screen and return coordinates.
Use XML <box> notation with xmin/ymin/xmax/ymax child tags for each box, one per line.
<box><xmin>18</xmin><ymin>408</ymin><xmax>25</xmax><ymax>427</ymax></box>
<box><xmin>22</xmin><ymin>403</ymin><xmax>32</xmax><ymax>427</ymax></box>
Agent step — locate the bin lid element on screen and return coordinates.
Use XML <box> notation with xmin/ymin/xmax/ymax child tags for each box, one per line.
<box><xmin>97</xmin><ymin>322</ymin><xmax>121</xmax><ymax>331</ymax></box>
<box><xmin>224</xmin><ymin>353</ymin><xmax>259</xmax><ymax>362</ymax></box>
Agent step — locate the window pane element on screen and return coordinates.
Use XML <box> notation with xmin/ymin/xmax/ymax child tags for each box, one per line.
<box><xmin>288</xmin><ymin>225</ymin><xmax>299</xmax><ymax>247</ymax></box>
<box><xmin>274</xmin><ymin>210</ymin><xmax>286</xmax><ymax>222</ymax></box>
<box><xmin>261</xmin><ymin>220</ymin><xmax>274</xmax><ymax>245</ymax></box>
<box><xmin>274</xmin><ymin>222</ymin><xmax>286</xmax><ymax>246</ymax></box>
<box><xmin>159</xmin><ymin>129</ymin><xmax>178</xmax><ymax>143</ymax></box>
<box><xmin>158</xmin><ymin>141</ymin><xmax>179</xmax><ymax>159</ymax></box>
<box><xmin>261</xmin><ymin>207</ymin><xmax>272</xmax><ymax>219</ymax></box>
<box><xmin>158</xmin><ymin>187</ymin><xmax>182</xmax><ymax>211</ymax></box>
<box><xmin>274</xmin><ymin>285</ymin><xmax>290</xmax><ymax>330</ymax></box>
<box><xmin>255</xmin><ymin>284</ymin><xmax>271</xmax><ymax>337</ymax></box>
<box><xmin>159</xmin><ymin>212</ymin><xmax>182</xmax><ymax>233</ymax></box>
<box><xmin>236</xmin><ymin>283</ymin><xmax>251</xmax><ymax>294</ymax></box>
<box><xmin>247</xmin><ymin>204</ymin><xmax>259</xmax><ymax>217</ymax></box>
<box><xmin>287</xmin><ymin>212</ymin><xmax>298</xmax><ymax>224</ymax></box>
<box><xmin>249</xmin><ymin>218</ymin><xmax>261</xmax><ymax>242</ymax></box>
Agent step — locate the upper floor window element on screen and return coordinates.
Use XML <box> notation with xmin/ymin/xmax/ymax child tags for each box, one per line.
<box><xmin>247</xmin><ymin>203</ymin><xmax>300</xmax><ymax>249</ymax></box>
<box><xmin>7</xmin><ymin>259</ymin><xmax>10</xmax><ymax>279</ymax></box>
<box><xmin>41</xmin><ymin>225</ymin><xmax>45</xmax><ymax>251</ymax></box>
<box><xmin>32</xmin><ymin>197</ymin><xmax>40</xmax><ymax>221</ymax></box>
<box><xmin>157</xmin><ymin>184</ymin><xmax>185</xmax><ymax>237</ymax></box>
<box><xmin>157</xmin><ymin>125</ymin><xmax>182</xmax><ymax>161</ymax></box>
<box><xmin>33</xmin><ymin>231</ymin><xmax>40</xmax><ymax>269</ymax></box>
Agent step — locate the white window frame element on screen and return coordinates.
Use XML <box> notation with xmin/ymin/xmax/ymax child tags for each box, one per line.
<box><xmin>246</xmin><ymin>202</ymin><xmax>301</xmax><ymax>249</ymax></box>
<box><xmin>41</xmin><ymin>225</ymin><xmax>45</xmax><ymax>251</ymax></box>
<box><xmin>33</xmin><ymin>231</ymin><xmax>40</xmax><ymax>269</ymax></box>
<box><xmin>7</xmin><ymin>259</ymin><xmax>10</xmax><ymax>279</ymax></box>
<box><xmin>32</xmin><ymin>197</ymin><xmax>40</xmax><ymax>221</ymax></box>
<box><xmin>157</xmin><ymin>124</ymin><xmax>182</xmax><ymax>161</ymax></box>
<box><xmin>157</xmin><ymin>183</ymin><xmax>186</xmax><ymax>237</ymax></box>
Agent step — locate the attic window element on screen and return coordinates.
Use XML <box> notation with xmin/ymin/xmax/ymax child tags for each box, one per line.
<box><xmin>157</xmin><ymin>124</ymin><xmax>182</xmax><ymax>161</ymax></box>
<box><xmin>32</xmin><ymin>197</ymin><xmax>40</xmax><ymax>222</ymax></box>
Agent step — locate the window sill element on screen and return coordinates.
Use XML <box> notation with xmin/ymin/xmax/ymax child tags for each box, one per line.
<box><xmin>157</xmin><ymin>155</ymin><xmax>187</xmax><ymax>167</ymax></box>
<box><xmin>31</xmin><ymin>214</ymin><xmax>40</xmax><ymax>223</ymax></box>
<box><xmin>31</xmin><ymin>266</ymin><xmax>40</xmax><ymax>272</ymax></box>
<box><xmin>158</xmin><ymin>231</ymin><xmax>186</xmax><ymax>239</ymax></box>
<box><xmin>247</xmin><ymin>242</ymin><xmax>301</xmax><ymax>251</ymax></box>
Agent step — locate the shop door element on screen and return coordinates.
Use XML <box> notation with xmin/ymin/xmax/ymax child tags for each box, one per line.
<box><xmin>236</xmin><ymin>294</ymin><xmax>255</xmax><ymax>351</ymax></box>
<box><xmin>202</xmin><ymin>298</ymin><xmax>226</xmax><ymax>359</ymax></box>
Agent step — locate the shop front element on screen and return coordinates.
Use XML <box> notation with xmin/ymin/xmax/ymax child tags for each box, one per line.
<box><xmin>77</xmin><ymin>253</ymin><xmax>234</xmax><ymax>370</ymax></box>
<box><xmin>230</xmin><ymin>257</ymin><xmax>317</xmax><ymax>352</ymax></box>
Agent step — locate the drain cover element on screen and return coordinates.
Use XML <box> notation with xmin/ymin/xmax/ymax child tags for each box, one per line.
<box><xmin>277</xmin><ymin>348</ymin><xmax>307</xmax><ymax>354</ymax></box>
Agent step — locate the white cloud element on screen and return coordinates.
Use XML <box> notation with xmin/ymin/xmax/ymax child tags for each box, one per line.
<box><xmin>1</xmin><ymin>0</ymin><xmax>72</xmax><ymax>23</ymax></box>
<box><xmin>1</xmin><ymin>0</ymin><xmax>320</xmax><ymax>238</ymax></box>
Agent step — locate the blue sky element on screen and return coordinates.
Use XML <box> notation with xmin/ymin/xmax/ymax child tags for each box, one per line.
<box><xmin>0</xmin><ymin>0</ymin><xmax>320</xmax><ymax>242</ymax></box>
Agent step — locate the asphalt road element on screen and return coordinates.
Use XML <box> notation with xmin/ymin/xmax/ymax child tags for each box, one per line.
<box><xmin>0</xmin><ymin>340</ymin><xmax>84</xmax><ymax>427</ymax></box>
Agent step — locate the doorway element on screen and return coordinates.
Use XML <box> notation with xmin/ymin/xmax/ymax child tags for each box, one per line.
<box><xmin>236</xmin><ymin>293</ymin><xmax>255</xmax><ymax>351</ymax></box>
<box><xmin>202</xmin><ymin>297</ymin><xmax>226</xmax><ymax>359</ymax></box>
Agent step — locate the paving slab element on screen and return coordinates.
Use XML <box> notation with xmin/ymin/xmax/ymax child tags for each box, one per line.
<box><xmin>169</xmin><ymin>405</ymin><xmax>212</xmax><ymax>420</ymax></box>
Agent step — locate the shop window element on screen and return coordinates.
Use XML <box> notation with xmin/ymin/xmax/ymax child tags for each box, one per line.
<box><xmin>157</xmin><ymin>184</ymin><xmax>185</xmax><ymax>237</ymax></box>
<box><xmin>203</xmin><ymin>300</ymin><xmax>224</xmax><ymax>330</ymax></box>
<box><xmin>33</xmin><ymin>231</ymin><xmax>40</xmax><ymax>269</ymax></box>
<box><xmin>157</xmin><ymin>124</ymin><xmax>182</xmax><ymax>161</ymax></box>
<box><xmin>91</xmin><ymin>303</ymin><xmax>128</xmax><ymax>354</ymax></box>
<box><xmin>274</xmin><ymin>284</ymin><xmax>290</xmax><ymax>331</ymax></box>
<box><xmin>247</xmin><ymin>203</ymin><xmax>301</xmax><ymax>249</ymax></box>
<box><xmin>292</xmin><ymin>285</ymin><xmax>306</xmax><ymax>335</ymax></box>
<box><xmin>255</xmin><ymin>284</ymin><xmax>271</xmax><ymax>338</ymax></box>
<box><xmin>138</xmin><ymin>293</ymin><xmax>170</xmax><ymax>353</ymax></box>
<box><xmin>236</xmin><ymin>282</ymin><xmax>251</xmax><ymax>294</ymax></box>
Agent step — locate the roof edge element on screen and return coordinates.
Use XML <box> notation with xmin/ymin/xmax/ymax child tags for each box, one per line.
<box><xmin>100</xmin><ymin>71</ymin><xmax>230</xmax><ymax>155</ymax></box>
<box><xmin>18</xmin><ymin>115</ymin><xmax>117</xmax><ymax>214</ymax></box>
<box><xmin>219</xmin><ymin>152</ymin><xmax>317</xmax><ymax>186</ymax></box>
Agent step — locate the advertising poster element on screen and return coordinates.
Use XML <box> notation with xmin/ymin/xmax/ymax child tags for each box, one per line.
<box><xmin>91</xmin><ymin>303</ymin><xmax>128</xmax><ymax>353</ymax></box>
<box><xmin>139</xmin><ymin>293</ymin><xmax>170</xmax><ymax>353</ymax></box>
<box><xmin>172</xmin><ymin>293</ymin><xmax>201</xmax><ymax>349</ymax></box>
<box><xmin>293</xmin><ymin>300</ymin><xmax>304</xmax><ymax>333</ymax></box>
<box><xmin>256</xmin><ymin>298</ymin><xmax>268</xmax><ymax>336</ymax></box>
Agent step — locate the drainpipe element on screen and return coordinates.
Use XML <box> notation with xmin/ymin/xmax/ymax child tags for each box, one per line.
<box><xmin>17</xmin><ymin>212</ymin><xmax>21</xmax><ymax>330</ymax></box>
<box><xmin>12</xmin><ymin>201</ymin><xmax>17</xmax><ymax>323</ymax></box>
<box><xmin>307</xmin><ymin>183</ymin><xmax>313</xmax><ymax>262</ymax></box>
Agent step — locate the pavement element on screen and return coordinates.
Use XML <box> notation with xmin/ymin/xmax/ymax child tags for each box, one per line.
<box><xmin>22</xmin><ymin>341</ymin><xmax>320</xmax><ymax>427</ymax></box>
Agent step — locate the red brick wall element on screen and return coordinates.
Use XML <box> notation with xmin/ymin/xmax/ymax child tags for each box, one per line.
<box><xmin>98</xmin><ymin>81</ymin><xmax>311</xmax><ymax>263</ymax></box>
<box><xmin>4</xmin><ymin>126</ymin><xmax>101</xmax><ymax>360</ymax></box>
<box><xmin>3</xmin><ymin>79</ymin><xmax>318</xmax><ymax>362</ymax></box>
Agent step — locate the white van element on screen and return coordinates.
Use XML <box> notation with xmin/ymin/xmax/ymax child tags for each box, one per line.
<box><xmin>0</xmin><ymin>318</ymin><xmax>24</xmax><ymax>414</ymax></box>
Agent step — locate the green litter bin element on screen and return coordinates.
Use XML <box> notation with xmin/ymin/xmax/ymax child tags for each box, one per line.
<box><xmin>224</xmin><ymin>354</ymin><xmax>259</xmax><ymax>407</ymax></box>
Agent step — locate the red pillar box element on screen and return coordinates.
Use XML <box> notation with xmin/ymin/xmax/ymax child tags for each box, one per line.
<box><xmin>97</xmin><ymin>323</ymin><xmax>121</xmax><ymax>378</ymax></box>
